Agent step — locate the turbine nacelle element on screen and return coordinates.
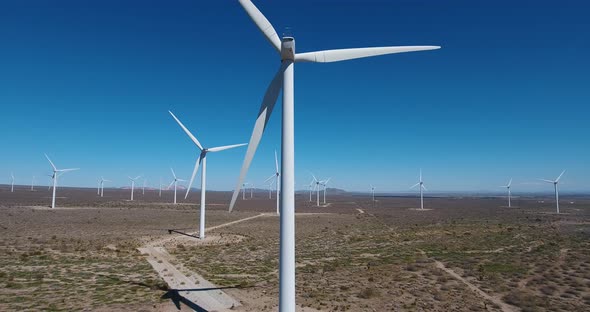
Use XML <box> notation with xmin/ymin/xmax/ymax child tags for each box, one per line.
<box><xmin>281</xmin><ymin>37</ymin><xmax>295</xmax><ymax>60</ymax></box>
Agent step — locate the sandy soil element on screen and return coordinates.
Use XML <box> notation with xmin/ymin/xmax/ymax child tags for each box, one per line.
<box><xmin>1</xmin><ymin>186</ymin><xmax>589</xmax><ymax>311</ymax></box>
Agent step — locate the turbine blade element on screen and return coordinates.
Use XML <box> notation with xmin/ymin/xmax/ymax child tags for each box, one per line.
<box><xmin>539</xmin><ymin>179</ymin><xmax>554</xmax><ymax>183</ymax></box>
<box><xmin>324</xmin><ymin>177</ymin><xmax>331</xmax><ymax>185</ymax></box>
<box><xmin>264</xmin><ymin>174</ymin><xmax>275</xmax><ymax>183</ymax></box>
<box><xmin>238</xmin><ymin>0</ymin><xmax>281</xmax><ymax>53</ymax></box>
<box><xmin>185</xmin><ymin>155</ymin><xmax>202</xmax><ymax>199</ymax></box>
<box><xmin>421</xmin><ymin>184</ymin><xmax>428</xmax><ymax>191</ymax></box>
<box><xmin>208</xmin><ymin>143</ymin><xmax>248</xmax><ymax>152</ymax></box>
<box><xmin>228</xmin><ymin>64</ymin><xmax>285</xmax><ymax>212</ymax></box>
<box><xmin>58</xmin><ymin>168</ymin><xmax>79</xmax><ymax>172</ymax></box>
<box><xmin>170</xmin><ymin>168</ymin><xmax>177</xmax><ymax>179</ymax></box>
<box><xmin>135</xmin><ymin>176</ymin><xmax>142</xmax><ymax>180</ymax></box>
<box><xmin>169</xmin><ymin>111</ymin><xmax>204</xmax><ymax>150</ymax></box>
<box><xmin>295</xmin><ymin>46</ymin><xmax>440</xmax><ymax>63</ymax></box>
<box><xmin>44</xmin><ymin>154</ymin><xmax>57</xmax><ymax>171</ymax></box>
<box><xmin>167</xmin><ymin>180</ymin><xmax>175</xmax><ymax>190</ymax></box>
<box><xmin>508</xmin><ymin>178</ymin><xmax>512</xmax><ymax>187</ymax></box>
<box><xmin>410</xmin><ymin>182</ymin><xmax>420</xmax><ymax>189</ymax></box>
<box><xmin>556</xmin><ymin>170</ymin><xmax>566</xmax><ymax>182</ymax></box>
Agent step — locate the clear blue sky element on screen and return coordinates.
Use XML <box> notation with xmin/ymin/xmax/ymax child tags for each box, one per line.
<box><xmin>0</xmin><ymin>0</ymin><xmax>588</xmax><ymax>193</ymax></box>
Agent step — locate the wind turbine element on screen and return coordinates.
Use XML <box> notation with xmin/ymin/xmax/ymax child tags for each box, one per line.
<box><xmin>228</xmin><ymin>1</ymin><xmax>440</xmax><ymax>310</ymax></box>
<box><xmin>321</xmin><ymin>178</ymin><xmax>331</xmax><ymax>205</ymax></box>
<box><xmin>370</xmin><ymin>185</ymin><xmax>375</xmax><ymax>202</ymax></box>
<box><xmin>31</xmin><ymin>175</ymin><xmax>35</xmax><ymax>191</ymax></box>
<box><xmin>263</xmin><ymin>150</ymin><xmax>281</xmax><ymax>214</ymax></box>
<box><xmin>500</xmin><ymin>178</ymin><xmax>512</xmax><ymax>208</ymax></box>
<box><xmin>142</xmin><ymin>179</ymin><xmax>146</xmax><ymax>195</ymax></box>
<box><xmin>10</xmin><ymin>173</ymin><xmax>14</xmax><ymax>192</ymax></box>
<box><xmin>45</xmin><ymin>154</ymin><xmax>79</xmax><ymax>208</ymax></box>
<box><xmin>242</xmin><ymin>182</ymin><xmax>249</xmax><ymax>200</ymax></box>
<box><xmin>169</xmin><ymin>111</ymin><xmax>246</xmax><ymax>240</ymax></box>
<box><xmin>310</xmin><ymin>174</ymin><xmax>323</xmax><ymax>207</ymax></box>
<box><xmin>308</xmin><ymin>179</ymin><xmax>314</xmax><ymax>202</ymax></box>
<box><xmin>98</xmin><ymin>177</ymin><xmax>110</xmax><ymax>197</ymax></box>
<box><xmin>540</xmin><ymin>170</ymin><xmax>566</xmax><ymax>214</ymax></box>
<box><xmin>410</xmin><ymin>169</ymin><xmax>427</xmax><ymax>210</ymax></box>
<box><xmin>128</xmin><ymin>176</ymin><xmax>141</xmax><ymax>201</ymax></box>
<box><xmin>159</xmin><ymin>177</ymin><xmax>163</xmax><ymax>197</ymax></box>
<box><xmin>168</xmin><ymin>168</ymin><xmax>186</xmax><ymax>205</ymax></box>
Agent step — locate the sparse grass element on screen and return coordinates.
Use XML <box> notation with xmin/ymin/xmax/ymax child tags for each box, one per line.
<box><xmin>2</xmin><ymin>196</ymin><xmax>589</xmax><ymax>311</ymax></box>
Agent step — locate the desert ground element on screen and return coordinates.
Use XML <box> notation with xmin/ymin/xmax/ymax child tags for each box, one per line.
<box><xmin>1</xmin><ymin>186</ymin><xmax>589</xmax><ymax>311</ymax></box>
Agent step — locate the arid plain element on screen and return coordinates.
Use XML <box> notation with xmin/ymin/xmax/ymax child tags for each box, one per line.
<box><xmin>1</xmin><ymin>187</ymin><xmax>589</xmax><ymax>311</ymax></box>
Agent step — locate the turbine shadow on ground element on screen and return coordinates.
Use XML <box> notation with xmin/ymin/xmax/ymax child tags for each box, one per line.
<box><xmin>162</xmin><ymin>286</ymin><xmax>247</xmax><ymax>312</ymax></box>
<box><xmin>167</xmin><ymin>229</ymin><xmax>200</xmax><ymax>239</ymax></box>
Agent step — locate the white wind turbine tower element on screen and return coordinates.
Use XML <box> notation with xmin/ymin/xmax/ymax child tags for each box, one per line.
<box><xmin>410</xmin><ymin>169</ymin><xmax>427</xmax><ymax>210</ymax></box>
<box><xmin>99</xmin><ymin>177</ymin><xmax>110</xmax><ymax>198</ymax></box>
<box><xmin>168</xmin><ymin>168</ymin><xmax>186</xmax><ymax>205</ymax></box>
<box><xmin>228</xmin><ymin>1</ymin><xmax>439</xmax><ymax>310</ymax></box>
<box><xmin>45</xmin><ymin>154</ymin><xmax>79</xmax><ymax>209</ymax></box>
<box><xmin>169</xmin><ymin>111</ymin><xmax>246</xmax><ymax>240</ymax></box>
<box><xmin>31</xmin><ymin>175</ymin><xmax>35</xmax><ymax>191</ymax></box>
<box><xmin>263</xmin><ymin>150</ymin><xmax>281</xmax><ymax>214</ymax></box>
<box><xmin>10</xmin><ymin>173</ymin><xmax>14</xmax><ymax>192</ymax></box>
<box><xmin>321</xmin><ymin>178</ymin><xmax>331</xmax><ymax>205</ymax></box>
<box><xmin>540</xmin><ymin>170</ymin><xmax>566</xmax><ymax>214</ymax></box>
<box><xmin>370</xmin><ymin>185</ymin><xmax>376</xmax><ymax>202</ymax></box>
<box><xmin>310</xmin><ymin>174</ymin><xmax>324</xmax><ymax>207</ymax></box>
<box><xmin>308</xmin><ymin>179</ymin><xmax>314</xmax><ymax>202</ymax></box>
<box><xmin>242</xmin><ymin>183</ymin><xmax>249</xmax><ymax>200</ymax></box>
<box><xmin>128</xmin><ymin>176</ymin><xmax>141</xmax><ymax>201</ymax></box>
<box><xmin>159</xmin><ymin>177</ymin><xmax>163</xmax><ymax>197</ymax></box>
<box><xmin>142</xmin><ymin>179</ymin><xmax>146</xmax><ymax>195</ymax></box>
<box><xmin>500</xmin><ymin>178</ymin><xmax>512</xmax><ymax>208</ymax></box>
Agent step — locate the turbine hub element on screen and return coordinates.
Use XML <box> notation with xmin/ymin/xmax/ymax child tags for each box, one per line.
<box><xmin>281</xmin><ymin>37</ymin><xmax>295</xmax><ymax>61</ymax></box>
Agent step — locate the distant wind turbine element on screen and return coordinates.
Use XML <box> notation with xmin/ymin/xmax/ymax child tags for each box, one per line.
<box><xmin>10</xmin><ymin>173</ymin><xmax>14</xmax><ymax>192</ymax></box>
<box><xmin>128</xmin><ymin>176</ymin><xmax>142</xmax><ymax>201</ymax></box>
<box><xmin>159</xmin><ymin>177</ymin><xmax>163</xmax><ymax>197</ymax></box>
<box><xmin>168</xmin><ymin>168</ymin><xmax>186</xmax><ymax>205</ymax></box>
<box><xmin>142</xmin><ymin>179</ymin><xmax>146</xmax><ymax>195</ymax></box>
<box><xmin>540</xmin><ymin>170</ymin><xmax>566</xmax><ymax>214</ymax></box>
<box><xmin>31</xmin><ymin>175</ymin><xmax>35</xmax><ymax>191</ymax></box>
<box><xmin>410</xmin><ymin>169</ymin><xmax>427</xmax><ymax>210</ymax></box>
<box><xmin>99</xmin><ymin>177</ymin><xmax>110</xmax><ymax>197</ymax></box>
<box><xmin>263</xmin><ymin>150</ymin><xmax>281</xmax><ymax>214</ymax></box>
<box><xmin>310</xmin><ymin>173</ymin><xmax>328</xmax><ymax>207</ymax></box>
<box><xmin>308</xmin><ymin>179</ymin><xmax>314</xmax><ymax>202</ymax></box>
<box><xmin>500</xmin><ymin>178</ymin><xmax>512</xmax><ymax>208</ymax></box>
<box><xmin>45</xmin><ymin>154</ymin><xmax>79</xmax><ymax>208</ymax></box>
<box><xmin>242</xmin><ymin>183</ymin><xmax>249</xmax><ymax>200</ymax></box>
<box><xmin>228</xmin><ymin>1</ymin><xmax>440</xmax><ymax>309</ymax></box>
<box><xmin>370</xmin><ymin>185</ymin><xmax>375</xmax><ymax>202</ymax></box>
<box><xmin>169</xmin><ymin>111</ymin><xmax>246</xmax><ymax>239</ymax></box>
<box><xmin>321</xmin><ymin>178</ymin><xmax>331</xmax><ymax>205</ymax></box>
